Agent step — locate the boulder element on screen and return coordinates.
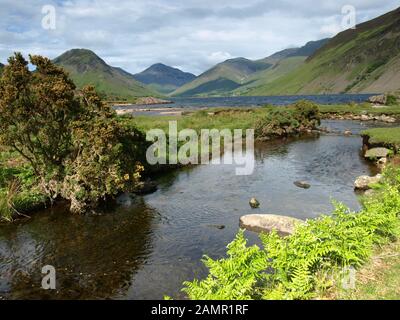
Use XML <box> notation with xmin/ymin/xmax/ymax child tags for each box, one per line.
<box><xmin>368</xmin><ymin>94</ymin><xmax>387</xmax><ymax>105</ymax></box>
<box><xmin>239</xmin><ymin>214</ymin><xmax>304</xmax><ymax>236</ymax></box>
<box><xmin>354</xmin><ymin>174</ymin><xmax>383</xmax><ymax>190</ymax></box>
<box><xmin>380</xmin><ymin>115</ymin><xmax>397</xmax><ymax>123</ymax></box>
<box><xmin>249</xmin><ymin>198</ymin><xmax>260</xmax><ymax>209</ymax></box>
<box><xmin>365</xmin><ymin>147</ymin><xmax>391</xmax><ymax>159</ymax></box>
<box><xmin>294</xmin><ymin>181</ymin><xmax>311</xmax><ymax>189</ymax></box>
<box><xmin>344</xmin><ymin>130</ymin><xmax>352</xmax><ymax>136</ymax></box>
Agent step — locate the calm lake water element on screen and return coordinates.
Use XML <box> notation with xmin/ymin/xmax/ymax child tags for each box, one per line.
<box><xmin>0</xmin><ymin>120</ymin><xmax>395</xmax><ymax>300</ymax></box>
<box><xmin>129</xmin><ymin>94</ymin><xmax>376</xmax><ymax>110</ymax></box>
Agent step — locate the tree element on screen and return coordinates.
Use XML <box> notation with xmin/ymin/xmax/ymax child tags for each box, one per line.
<box><xmin>0</xmin><ymin>53</ymin><xmax>79</xmax><ymax>179</ymax></box>
<box><xmin>0</xmin><ymin>53</ymin><xmax>147</xmax><ymax>213</ymax></box>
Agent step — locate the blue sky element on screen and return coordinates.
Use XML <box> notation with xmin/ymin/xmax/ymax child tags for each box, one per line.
<box><xmin>1</xmin><ymin>0</ymin><xmax>399</xmax><ymax>75</ymax></box>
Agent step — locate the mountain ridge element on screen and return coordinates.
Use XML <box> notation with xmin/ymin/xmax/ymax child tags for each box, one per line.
<box><xmin>133</xmin><ymin>63</ymin><xmax>196</xmax><ymax>94</ymax></box>
<box><xmin>171</xmin><ymin>38</ymin><xmax>329</xmax><ymax>97</ymax></box>
<box><xmin>53</xmin><ymin>49</ymin><xmax>158</xmax><ymax>101</ymax></box>
<box><xmin>248</xmin><ymin>7</ymin><xmax>400</xmax><ymax>95</ymax></box>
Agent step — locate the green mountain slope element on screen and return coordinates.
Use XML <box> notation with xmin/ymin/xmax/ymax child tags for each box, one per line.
<box><xmin>133</xmin><ymin>63</ymin><xmax>196</xmax><ymax>94</ymax></box>
<box><xmin>0</xmin><ymin>63</ymin><xmax>4</xmax><ymax>74</ymax></box>
<box><xmin>171</xmin><ymin>39</ymin><xmax>329</xmax><ymax>97</ymax></box>
<box><xmin>53</xmin><ymin>49</ymin><xmax>158</xmax><ymax>101</ymax></box>
<box><xmin>171</xmin><ymin>58</ymin><xmax>271</xmax><ymax>97</ymax></box>
<box><xmin>253</xmin><ymin>7</ymin><xmax>400</xmax><ymax>95</ymax></box>
<box><xmin>232</xmin><ymin>56</ymin><xmax>307</xmax><ymax>96</ymax></box>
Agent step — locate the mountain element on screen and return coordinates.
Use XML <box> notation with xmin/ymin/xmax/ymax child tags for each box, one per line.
<box><xmin>171</xmin><ymin>58</ymin><xmax>271</xmax><ymax>97</ymax></box>
<box><xmin>171</xmin><ymin>39</ymin><xmax>329</xmax><ymax>97</ymax></box>
<box><xmin>250</xmin><ymin>7</ymin><xmax>400</xmax><ymax>95</ymax></box>
<box><xmin>53</xmin><ymin>49</ymin><xmax>158</xmax><ymax>101</ymax></box>
<box><xmin>133</xmin><ymin>63</ymin><xmax>196</xmax><ymax>94</ymax></box>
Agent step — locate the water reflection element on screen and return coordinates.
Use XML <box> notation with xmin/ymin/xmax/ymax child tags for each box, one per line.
<box><xmin>0</xmin><ymin>200</ymin><xmax>157</xmax><ymax>299</ymax></box>
<box><xmin>0</xmin><ymin>120</ymin><xmax>396</xmax><ymax>299</ymax></box>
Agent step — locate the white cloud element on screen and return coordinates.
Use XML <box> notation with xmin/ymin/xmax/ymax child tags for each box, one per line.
<box><xmin>0</xmin><ymin>0</ymin><xmax>399</xmax><ymax>75</ymax></box>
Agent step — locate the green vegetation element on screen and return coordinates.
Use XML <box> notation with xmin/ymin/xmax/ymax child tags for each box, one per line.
<box><xmin>361</xmin><ymin>127</ymin><xmax>400</xmax><ymax>147</ymax></box>
<box><xmin>244</xmin><ymin>7</ymin><xmax>400</xmax><ymax>95</ymax></box>
<box><xmin>387</xmin><ymin>95</ymin><xmax>398</xmax><ymax>106</ymax></box>
<box><xmin>319</xmin><ymin>103</ymin><xmax>400</xmax><ymax>115</ymax></box>
<box><xmin>122</xmin><ymin>101</ymin><xmax>321</xmax><ymax>139</ymax></box>
<box><xmin>332</xmin><ymin>241</ymin><xmax>400</xmax><ymax>300</ymax></box>
<box><xmin>171</xmin><ymin>58</ymin><xmax>271</xmax><ymax>97</ymax></box>
<box><xmin>0</xmin><ymin>53</ymin><xmax>148</xmax><ymax>217</ymax></box>
<box><xmin>255</xmin><ymin>101</ymin><xmax>320</xmax><ymax>138</ymax></box>
<box><xmin>53</xmin><ymin>49</ymin><xmax>158</xmax><ymax>102</ymax></box>
<box><xmin>0</xmin><ymin>149</ymin><xmax>47</xmax><ymax>222</ymax></box>
<box><xmin>235</xmin><ymin>56</ymin><xmax>306</xmax><ymax>96</ymax></box>
<box><xmin>181</xmin><ymin>166</ymin><xmax>400</xmax><ymax>300</ymax></box>
<box><xmin>171</xmin><ymin>39</ymin><xmax>329</xmax><ymax>97</ymax></box>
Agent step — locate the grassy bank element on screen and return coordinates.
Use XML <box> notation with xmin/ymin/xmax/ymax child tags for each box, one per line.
<box><xmin>121</xmin><ymin>101</ymin><xmax>320</xmax><ymax>138</ymax></box>
<box><xmin>0</xmin><ymin>149</ymin><xmax>47</xmax><ymax>222</ymax></box>
<box><xmin>1</xmin><ymin>101</ymin><xmax>320</xmax><ymax>222</ymax></box>
<box><xmin>179</xmin><ymin>166</ymin><xmax>400</xmax><ymax>300</ymax></box>
<box><xmin>319</xmin><ymin>103</ymin><xmax>400</xmax><ymax>116</ymax></box>
<box><xmin>361</xmin><ymin>127</ymin><xmax>400</xmax><ymax>147</ymax></box>
<box><xmin>331</xmin><ymin>240</ymin><xmax>400</xmax><ymax>300</ymax></box>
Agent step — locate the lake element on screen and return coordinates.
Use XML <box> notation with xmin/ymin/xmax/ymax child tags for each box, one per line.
<box><xmin>0</xmin><ymin>120</ymin><xmax>395</xmax><ymax>300</ymax></box>
<box><xmin>115</xmin><ymin>94</ymin><xmax>376</xmax><ymax>116</ymax></box>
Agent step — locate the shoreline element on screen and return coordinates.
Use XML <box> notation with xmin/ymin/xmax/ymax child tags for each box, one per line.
<box><xmin>2</xmin><ymin>103</ymin><xmax>400</xmax><ymax>221</ymax></box>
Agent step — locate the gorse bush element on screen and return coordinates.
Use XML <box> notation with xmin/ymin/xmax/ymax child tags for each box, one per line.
<box><xmin>182</xmin><ymin>166</ymin><xmax>400</xmax><ymax>300</ymax></box>
<box><xmin>0</xmin><ymin>54</ymin><xmax>147</xmax><ymax>214</ymax></box>
<box><xmin>255</xmin><ymin>100</ymin><xmax>321</xmax><ymax>138</ymax></box>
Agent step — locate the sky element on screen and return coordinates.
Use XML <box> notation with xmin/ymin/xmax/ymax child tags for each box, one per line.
<box><xmin>0</xmin><ymin>0</ymin><xmax>399</xmax><ymax>75</ymax></box>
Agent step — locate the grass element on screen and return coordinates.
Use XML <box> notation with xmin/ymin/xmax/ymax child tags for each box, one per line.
<box><xmin>0</xmin><ymin>148</ymin><xmax>47</xmax><ymax>222</ymax></box>
<box><xmin>120</xmin><ymin>102</ymin><xmax>400</xmax><ymax>137</ymax></box>
<box><xmin>319</xmin><ymin>103</ymin><xmax>400</xmax><ymax>115</ymax></box>
<box><xmin>120</xmin><ymin>108</ymin><xmax>265</xmax><ymax>134</ymax></box>
<box><xmin>361</xmin><ymin>127</ymin><xmax>400</xmax><ymax>146</ymax></box>
<box><xmin>331</xmin><ymin>241</ymin><xmax>400</xmax><ymax>300</ymax></box>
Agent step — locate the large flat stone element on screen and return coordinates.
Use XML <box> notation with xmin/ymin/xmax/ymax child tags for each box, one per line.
<box><xmin>239</xmin><ymin>214</ymin><xmax>304</xmax><ymax>236</ymax></box>
<box><xmin>365</xmin><ymin>148</ymin><xmax>391</xmax><ymax>159</ymax></box>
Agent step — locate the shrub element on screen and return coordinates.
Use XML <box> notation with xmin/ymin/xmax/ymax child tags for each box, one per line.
<box><xmin>255</xmin><ymin>100</ymin><xmax>320</xmax><ymax>138</ymax></box>
<box><xmin>386</xmin><ymin>95</ymin><xmax>398</xmax><ymax>106</ymax></box>
<box><xmin>0</xmin><ymin>54</ymin><xmax>147</xmax><ymax>214</ymax></box>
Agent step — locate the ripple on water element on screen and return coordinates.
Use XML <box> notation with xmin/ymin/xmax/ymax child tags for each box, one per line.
<box><xmin>0</xmin><ymin>120</ymin><xmax>396</xmax><ymax>299</ymax></box>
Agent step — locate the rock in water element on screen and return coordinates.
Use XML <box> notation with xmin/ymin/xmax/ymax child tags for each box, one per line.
<box><xmin>354</xmin><ymin>174</ymin><xmax>383</xmax><ymax>190</ymax></box>
<box><xmin>294</xmin><ymin>181</ymin><xmax>311</xmax><ymax>189</ymax></box>
<box><xmin>116</xmin><ymin>193</ymin><xmax>135</xmax><ymax>207</ymax></box>
<box><xmin>249</xmin><ymin>198</ymin><xmax>260</xmax><ymax>209</ymax></box>
<box><xmin>239</xmin><ymin>214</ymin><xmax>304</xmax><ymax>236</ymax></box>
<box><xmin>365</xmin><ymin>148</ymin><xmax>391</xmax><ymax>159</ymax></box>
